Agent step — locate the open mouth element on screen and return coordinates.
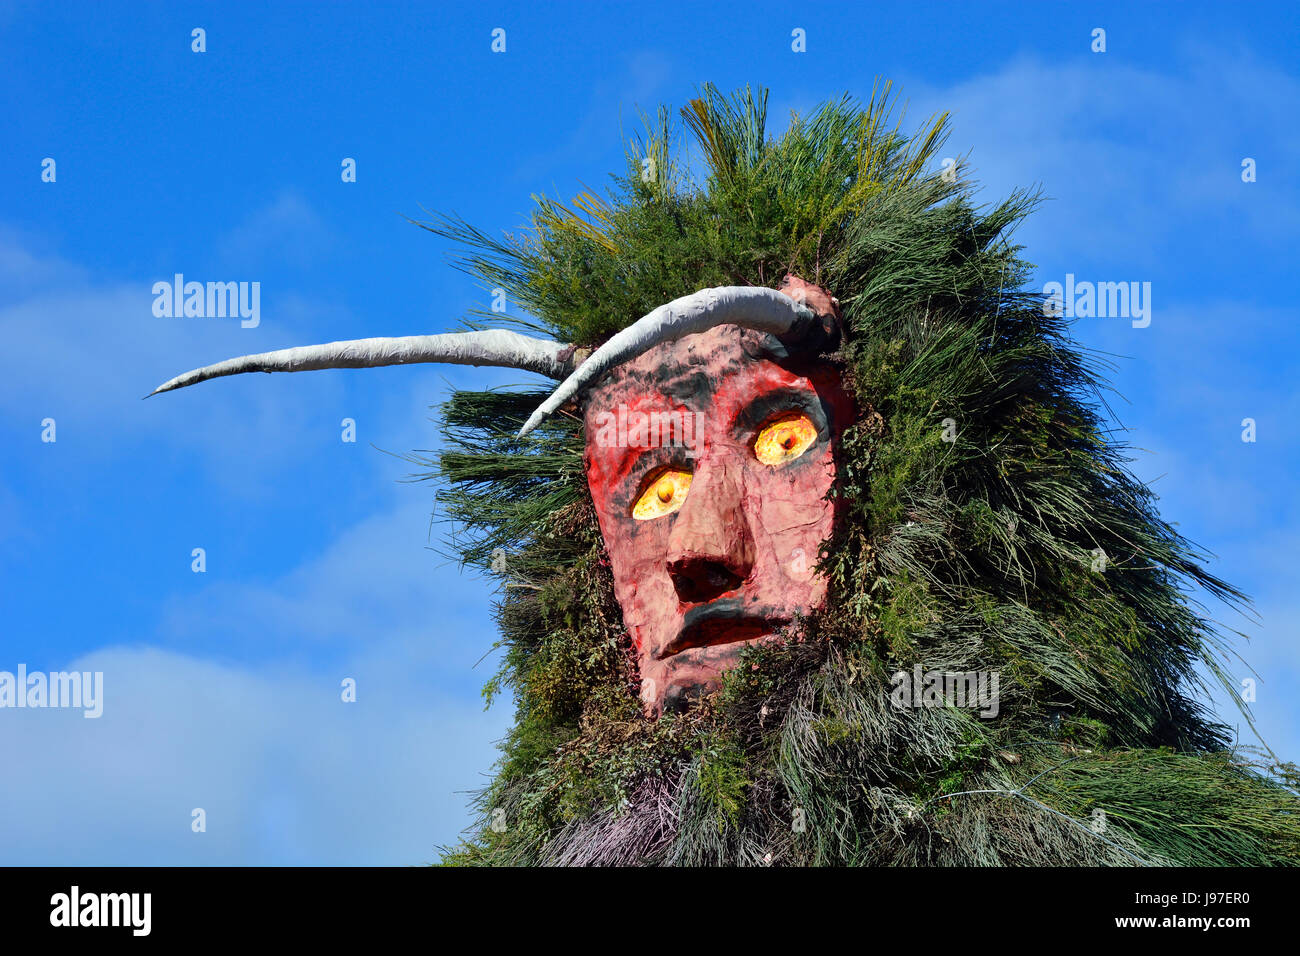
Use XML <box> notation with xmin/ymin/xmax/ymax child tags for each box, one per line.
<box><xmin>657</xmin><ymin>598</ymin><xmax>791</xmax><ymax>660</ymax></box>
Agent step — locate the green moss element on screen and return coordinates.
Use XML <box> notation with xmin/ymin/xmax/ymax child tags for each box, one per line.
<box><xmin>875</xmin><ymin>571</ymin><xmax>935</xmax><ymax>662</ymax></box>
<box><xmin>695</xmin><ymin>735</ymin><xmax>752</xmax><ymax>830</ymax></box>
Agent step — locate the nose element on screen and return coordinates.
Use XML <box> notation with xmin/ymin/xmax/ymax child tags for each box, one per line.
<box><xmin>665</xmin><ymin>457</ymin><xmax>755</xmax><ymax>604</ymax></box>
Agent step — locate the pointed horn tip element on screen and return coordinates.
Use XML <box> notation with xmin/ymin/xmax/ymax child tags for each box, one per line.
<box><xmin>146</xmin><ymin>380</ymin><xmax>180</xmax><ymax>398</ymax></box>
<box><xmin>517</xmin><ymin>405</ymin><xmax>554</xmax><ymax>437</ymax></box>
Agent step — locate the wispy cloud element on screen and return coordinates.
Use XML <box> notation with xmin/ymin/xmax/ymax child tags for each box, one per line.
<box><xmin>0</xmin><ymin>231</ymin><xmax>356</xmax><ymax>491</ymax></box>
<box><xmin>0</xmin><ymin>645</ymin><xmax>509</xmax><ymax>865</ymax></box>
<box><xmin>906</xmin><ymin>45</ymin><xmax>1300</xmax><ymax>266</ymax></box>
<box><xmin>216</xmin><ymin>191</ymin><xmax>340</xmax><ymax>271</ymax></box>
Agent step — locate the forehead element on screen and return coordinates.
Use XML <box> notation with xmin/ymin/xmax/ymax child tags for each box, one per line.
<box><xmin>581</xmin><ymin>324</ymin><xmax>802</xmax><ymax>410</ymax></box>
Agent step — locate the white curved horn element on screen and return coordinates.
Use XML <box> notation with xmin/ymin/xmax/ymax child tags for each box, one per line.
<box><xmin>149</xmin><ymin>329</ymin><xmax>575</xmax><ymax>397</ymax></box>
<box><xmin>516</xmin><ymin>286</ymin><xmax>815</xmax><ymax>437</ymax></box>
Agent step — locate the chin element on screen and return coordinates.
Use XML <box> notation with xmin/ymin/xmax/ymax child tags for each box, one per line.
<box><xmin>642</xmin><ymin>631</ymin><xmax>784</xmax><ymax>715</ymax></box>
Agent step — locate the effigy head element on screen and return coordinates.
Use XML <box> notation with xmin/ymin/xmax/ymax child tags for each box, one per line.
<box><xmin>149</xmin><ymin>272</ymin><xmax>849</xmax><ymax>720</ymax></box>
<box><xmin>581</xmin><ymin>277</ymin><xmax>853</xmax><ymax>714</ymax></box>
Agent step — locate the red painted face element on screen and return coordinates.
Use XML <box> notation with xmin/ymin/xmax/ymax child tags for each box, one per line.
<box><xmin>582</xmin><ymin>282</ymin><xmax>854</xmax><ymax>715</ymax></box>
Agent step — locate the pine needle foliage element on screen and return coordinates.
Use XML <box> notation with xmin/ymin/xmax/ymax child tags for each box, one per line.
<box><xmin>419</xmin><ymin>83</ymin><xmax>1300</xmax><ymax>866</ymax></box>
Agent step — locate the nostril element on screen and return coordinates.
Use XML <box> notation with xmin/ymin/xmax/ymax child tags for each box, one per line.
<box><xmin>669</xmin><ymin>556</ymin><xmax>745</xmax><ymax>604</ymax></box>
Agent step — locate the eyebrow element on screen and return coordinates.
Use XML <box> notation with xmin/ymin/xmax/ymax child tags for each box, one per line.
<box><xmin>587</xmin><ymin>402</ymin><xmax>701</xmax><ymax>495</ymax></box>
<box><xmin>732</xmin><ymin>384</ymin><xmax>830</xmax><ymax>439</ymax></box>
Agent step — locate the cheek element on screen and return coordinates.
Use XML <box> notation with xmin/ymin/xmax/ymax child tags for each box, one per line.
<box><xmin>751</xmin><ymin>447</ymin><xmax>837</xmax><ymax>584</ymax></box>
<box><xmin>586</xmin><ymin>476</ymin><xmax>675</xmax><ymax>645</ymax></box>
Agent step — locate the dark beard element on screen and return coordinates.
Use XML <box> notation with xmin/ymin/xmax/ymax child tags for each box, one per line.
<box><xmin>532</xmin><ymin>647</ymin><xmax>1154</xmax><ymax>867</ymax></box>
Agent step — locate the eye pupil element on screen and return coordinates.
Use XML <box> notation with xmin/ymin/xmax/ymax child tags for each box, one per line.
<box><xmin>754</xmin><ymin>414</ymin><xmax>817</xmax><ymax>466</ymax></box>
<box><xmin>633</xmin><ymin>468</ymin><xmax>693</xmax><ymax>520</ymax></box>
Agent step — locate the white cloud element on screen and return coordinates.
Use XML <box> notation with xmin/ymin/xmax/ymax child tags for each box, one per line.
<box><xmin>0</xmin><ymin>230</ymin><xmax>361</xmax><ymax>493</ymax></box>
<box><xmin>156</xmin><ymin>479</ymin><xmax>506</xmax><ymax>680</ymax></box>
<box><xmin>905</xmin><ymin>47</ymin><xmax>1300</xmax><ymax>265</ymax></box>
<box><xmin>0</xmin><ymin>646</ymin><xmax>509</xmax><ymax>865</ymax></box>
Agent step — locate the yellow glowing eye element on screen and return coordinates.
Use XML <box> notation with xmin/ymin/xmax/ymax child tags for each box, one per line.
<box><xmin>632</xmin><ymin>468</ymin><xmax>693</xmax><ymax>521</ymax></box>
<box><xmin>754</xmin><ymin>414</ymin><xmax>818</xmax><ymax>465</ymax></box>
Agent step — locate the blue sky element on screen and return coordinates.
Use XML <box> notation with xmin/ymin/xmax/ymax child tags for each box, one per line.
<box><xmin>1</xmin><ymin>1</ymin><xmax>1297</xmax><ymax>864</ymax></box>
